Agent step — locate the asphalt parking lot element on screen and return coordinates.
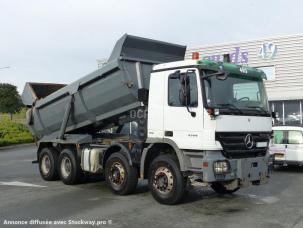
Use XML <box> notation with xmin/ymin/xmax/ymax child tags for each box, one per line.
<box><xmin>1</xmin><ymin>145</ymin><xmax>303</xmax><ymax>228</ymax></box>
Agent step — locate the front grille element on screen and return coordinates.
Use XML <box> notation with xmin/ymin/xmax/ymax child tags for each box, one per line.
<box><xmin>215</xmin><ymin>132</ymin><xmax>271</xmax><ymax>159</ymax></box>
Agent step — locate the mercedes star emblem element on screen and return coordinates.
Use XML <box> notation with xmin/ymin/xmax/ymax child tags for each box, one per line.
<box><xmin>244</xmin><ymin>134</ymin><xmax>254</xmax><ymax>149</ymax></box>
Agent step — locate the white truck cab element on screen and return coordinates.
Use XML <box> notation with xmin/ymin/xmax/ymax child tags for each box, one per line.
<box><xmin>146</xmin><ymin>59</ymin><xmax>272</xmax><ymax>189</ymax></box>
<box><xmin>270</xmin><ymin>126</ymin><xmax>303</xmax><ymax>166</ymax></box>
<box><xmin>149</xmin><ymin>60</ymin><xmax>272</xmax><ymax>149</ymax></box>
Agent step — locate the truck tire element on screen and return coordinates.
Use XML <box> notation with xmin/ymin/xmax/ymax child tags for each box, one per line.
<box><xmin>211</xmin><ymin>183</ymin><xmax>239</xmax><ymax>195</ymax></box>
<box><xmin>105</xmin><ymin>152</ymin><xmax>138</xmax><ymax>195</ymax></box>
<box><xmin>38</xmin><ymin>147</ymin><xmax>59</xmax><ymax>181</ymax></box>
<box><xmin>148</xmin><ymin>154</ymin><xmax>186</xmax><ymax>205</ymax></box>
<box><xmin>58</xmin><ymin>148</ymin><xmax>83</xmax><ymax>185</ymax></box>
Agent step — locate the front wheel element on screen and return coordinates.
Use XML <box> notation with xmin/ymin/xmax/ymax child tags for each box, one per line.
<box><xmin>148</xmin><ymin>154</ymin><xmax>186</xmax><ymax>205</ymax></box>
<box><xmin>211</xmin><ymin>182</ymin><xmax>239</xmax><ymax>195</ymax></box>
<box><xmin>105</xmin><ymin>153</ymin><xmax>138</xmax><ymax>195</ymax></box>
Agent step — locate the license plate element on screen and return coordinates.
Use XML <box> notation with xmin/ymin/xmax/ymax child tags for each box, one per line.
<box><xmin>275</xmin><ymin>153</ymin><xmax>285</xmax><ymax>160</ymax></box>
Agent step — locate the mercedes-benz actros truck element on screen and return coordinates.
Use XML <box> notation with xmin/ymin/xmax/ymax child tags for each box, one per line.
<box><xmin>22</xmin><ymin>34</ymin><xmax>272</xmax><ymax>204</ymax></box>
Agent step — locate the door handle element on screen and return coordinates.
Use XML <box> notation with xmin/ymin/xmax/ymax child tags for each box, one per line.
<box><xmin>165</xmin><ymin>131</ymin><xmax>173</xmax><ymax>137</ymax></box>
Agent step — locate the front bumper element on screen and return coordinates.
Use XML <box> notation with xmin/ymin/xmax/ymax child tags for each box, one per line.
<box><xmin>269</xmin><ymin>154</ymin><xmax>303</xmax><ymax>166</ymax></box>
<box><xmin>272</xmin><ymin>159</ymin><xmax>303</xmax><ymax>166</ymax></box>
<box><xmin>184</xmin><ymin>150</ymin><xmax>269</xmax><ymax>186</ymax></box>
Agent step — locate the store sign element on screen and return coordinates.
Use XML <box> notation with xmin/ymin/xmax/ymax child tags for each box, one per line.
<box><xmin>203</xmin><ymin>47</ymin><xmax>248</xmax><ymax>64</ymax></box>
<box><xmin>258</xmin><ymin>42</ymin><xmax>277</xmax><ymax>60</ymax></box>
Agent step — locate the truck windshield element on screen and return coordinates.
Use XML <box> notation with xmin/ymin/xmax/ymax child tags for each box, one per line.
<box><xmin>201</xmin><ymin>70</ymin><xmax>270</xmax><ymax>116</ymax></box>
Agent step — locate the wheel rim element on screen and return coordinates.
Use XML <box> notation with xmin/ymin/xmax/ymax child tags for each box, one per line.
<box><xmin>61</xmin><ymin>156</ymin><xmax>72</xmax><ymax>179</ymax></box>
<box><xmin>109</xmin><ymin>162</ymin><xmax>125</xmax><ymax>187</ymax></box>
<box><xmin>153</xmin><ymin>166</ymin><xmax>174</xmax><ymax>195</ymax></box>
<box><xmin>41</xmin><ymin>154</ymin><xmax>51</xmax><ymax>175</ymax></box>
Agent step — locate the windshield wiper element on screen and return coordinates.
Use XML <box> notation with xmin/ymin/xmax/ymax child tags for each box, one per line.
<box><xmin>247</xmin><ymin>106</ymin><xmax>269</xmax><ymax>115</ymax></box>
<box><xmin>217</xmin><ymin>103</ymin><xmax>244</xmax><ymax>114</ymax></box>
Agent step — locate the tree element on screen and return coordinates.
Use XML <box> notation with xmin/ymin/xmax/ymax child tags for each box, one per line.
<box><xmin>0</xmin><ymin>83</ymin><xmax>23</xmax><ymax>120</ymax></box>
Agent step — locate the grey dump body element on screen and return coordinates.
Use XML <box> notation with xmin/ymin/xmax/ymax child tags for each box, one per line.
<box><xmin>22</xmin><ymin>34</ymin><xmax>186</xmax><ymax>140</ymax></box>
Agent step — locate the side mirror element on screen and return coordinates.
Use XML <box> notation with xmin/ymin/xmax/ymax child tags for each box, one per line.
<box><xmin>179</xmin><ymin>71</ymin><xmax>196</xmax><ymax>117</ymax></box>
<box><xmin>271</xmin><ymin>112</ymin><xmax>277</xmax><ymax>119</ymax></box>
<box><xmin>179</xmin><ymin>73</ymin><xmax>190</xmax><ymax>106</ymax></box>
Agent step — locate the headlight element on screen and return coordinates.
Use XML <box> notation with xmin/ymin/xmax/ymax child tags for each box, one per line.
<box><xmin>213</xmin><ymin>160</ymin><xmax>230</xmax><ymax>174</ymax></box>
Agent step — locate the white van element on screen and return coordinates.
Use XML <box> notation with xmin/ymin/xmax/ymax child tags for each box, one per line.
<box><xmin>270</xmin><ymin>126</ymin><xmax>303</xmax><ymax>166</ymax></box>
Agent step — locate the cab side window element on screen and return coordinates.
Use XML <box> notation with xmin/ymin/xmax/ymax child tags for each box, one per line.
<box><xmin>168</xmin><ymin>71</ymin><xmax>198</xmax><ymax>107</ymax></box>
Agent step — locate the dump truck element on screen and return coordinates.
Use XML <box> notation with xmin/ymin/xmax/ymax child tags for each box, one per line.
<box><xmin>22</xmin><ymin>34</ymin><xmax>273</xmax><ymax>205</ymax></box>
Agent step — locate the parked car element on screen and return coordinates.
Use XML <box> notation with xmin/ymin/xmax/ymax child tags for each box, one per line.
<box><xmin>270</xmin><ymin>126</ymin><xmax>303</xmax><ymax>166</ymax></box>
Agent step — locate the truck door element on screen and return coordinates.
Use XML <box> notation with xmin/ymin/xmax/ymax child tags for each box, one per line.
<box><xmin>285</xmin><ymin>130</ymin><xmax>303</xmax><ymax>162</ymax></box>
<box><xmin>163</xmin><ymin>69</ymin><xmax>203</xmax><ymax>150</ymax></box>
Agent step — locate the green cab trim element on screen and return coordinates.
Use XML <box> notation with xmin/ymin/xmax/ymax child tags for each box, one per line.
<box><xmin>196</xmin><ymin>59</ymin><xmax>267</xmax><ymax>79</ymax></box>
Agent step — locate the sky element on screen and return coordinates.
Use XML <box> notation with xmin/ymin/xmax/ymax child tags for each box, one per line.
<box><xmin>1</xmin><ymin>0</ymin><xmax>303</xmax><ymax>93</ymax></box>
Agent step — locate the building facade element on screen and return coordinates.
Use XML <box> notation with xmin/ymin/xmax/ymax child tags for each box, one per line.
<box><xmin>186</xmin><ymin>34</ymin><xmax>303</xmax><ymax>126</ymax></box>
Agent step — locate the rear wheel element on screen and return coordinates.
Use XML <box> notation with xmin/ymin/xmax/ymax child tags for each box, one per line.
<box><xmin>211</xmin><ymin>182</ymin><xmax>239</xmax><ymax>194</ymax></box>
<box><xmin>148</xmin><ymin>154</ymin><xmax>186</xmax><ymax>205</ymax></box>
<box><xmin>105</xmin><ymin>153</ymin><xmax>138</xmax><ymax>195</ymax></box>
<box><xmin>38</xmin><ymin>147</ymin><xmax>59</xmax><ymax>181</ymax></box>
<box><xmin>58</xmin><ymin>148</ymin><xmax>83</xmax><ymax>185</ymax></box>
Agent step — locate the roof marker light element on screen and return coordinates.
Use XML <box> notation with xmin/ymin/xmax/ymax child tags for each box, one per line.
<box><xmin>192</xmin><ymin>52</ymin><xmax>200</xmax><ymax>60</ymax></box>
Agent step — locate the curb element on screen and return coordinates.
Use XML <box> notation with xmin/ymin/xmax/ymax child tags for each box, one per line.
<box><xmin>0</xmin><ymin>143</ymin><xmax>36</xmax><ymax>151</ymax></box>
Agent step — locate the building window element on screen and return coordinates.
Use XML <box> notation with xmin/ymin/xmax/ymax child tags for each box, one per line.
<box><xmin>270</xmin><ymin>101</ymin><xmax>283</xmax><ymax>125</ymax></box>
<box><xmin>258</xmin><ymin>66</ymin><xmax>276</xmax><ymax>80</ymax></box>
<box><xmin>284</xmin><ymin>100</ymin><xmax>301</xmax><ymax>126</ymax></box>
<box><xmin>269</xmin><ymin>100</ymin><xmax>303</xmax><ymax>126</ymax></box>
